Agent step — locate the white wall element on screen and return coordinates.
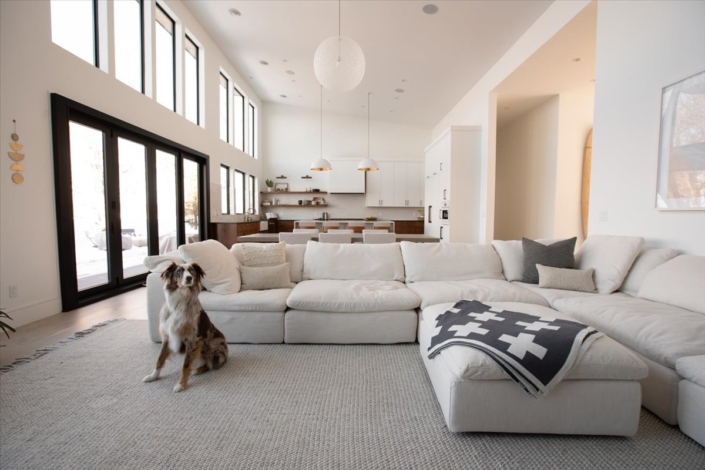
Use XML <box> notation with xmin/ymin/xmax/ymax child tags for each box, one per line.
<box><xmin>0</xmin><ymin>0</ymin><xmax>262</xmax><ymax>326</ymax></box>
<box><xmin>261</xmin><ymin>103</ymin><xmax>431</xmax><ymax>220</ymax></box>
<box><xmin>590</xmin><ymin>0</ymin><xmax>705</xmax><ymax>255</ymax></box>
<box><xmin>495</xmin><ymin>97</ymin><xmax>559</xmax><ymax>240</ymax></box>
<box><xmin>431</xmin><ymin>0</ymin><xmax>591</xmax><ymax>242</ymax></box>
<box><xmin>494</xmin><ymin>90</ymin><xmax>593</xmax><ymax>242</ymax></box>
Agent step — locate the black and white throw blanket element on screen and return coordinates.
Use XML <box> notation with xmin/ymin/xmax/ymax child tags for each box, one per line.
<box><xmin>428</xmin><ymin>300</ymin><xmax>603</xmax><ymax>398</ymax></box>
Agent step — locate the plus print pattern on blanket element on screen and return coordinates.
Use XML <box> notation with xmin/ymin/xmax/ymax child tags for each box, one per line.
<box><xmin>428</xmin><ymin>300</ymin><xmax>603</xmax><ymax>397</ymax></box>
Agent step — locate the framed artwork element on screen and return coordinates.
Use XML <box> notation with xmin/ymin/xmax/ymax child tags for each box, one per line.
<box><xmin>656</xmin><ymin>70</ymin><xmax>705</xmax><ymax>210</ymax></box>
<box><xmin>274</xmin><ymin>183</ymin><xmax>289</xmax><ymax>191</ymax></box>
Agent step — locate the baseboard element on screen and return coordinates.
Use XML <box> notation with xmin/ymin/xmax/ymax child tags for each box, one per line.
<box><xmin>3</xmin><ymin>298</ymin><xmax>62</xmax><ymax>328</ymax></box>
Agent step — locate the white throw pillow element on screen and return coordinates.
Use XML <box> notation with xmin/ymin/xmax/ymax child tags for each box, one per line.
<box><xmin>240</xmin><ymin>242</ymin><xmax>286</xmax><ymax>267</ymax></box>
<box><xmin>231</xmin><ymin>243</ymin><xmax>305</xmax><ymax>283</ymax></box>
<box><xmin>401</xmin><ymin>241</ymin><xmax>504</xmax><ymax>283</ymax></box>
<box><xmin>491</xmin><ymin>239</ymin><xmax>558</xmax><ymax>282</ymax></box>
<box><xmin>303</xmin><ymin>241</ymin><xmax>405</xmax><ymax>281</ymax></box>
<box><xmin>178</xmin><ymin>240</ymin><xmax>241</xmax><ymax>295</ymax></box>
<box><xmin>638</xmin><ymin>255</ymin><xmax>705</xmax><ymax>314</ymax></box>
<box><xmin>619</xmin><ymin>248</ymin><xmax>679</xmax><ymax>297</ymax></box>
<box><xmin>143</xmin><ymin>250</ymin><xmax>185</xmax><ymax>273</ymax></box>
<box><xmin>240</xmin><ymin>263</ymin><xmax>293</xmax><ymax>291</ymax></box>
<box><xmin>575</xmin><ymin>235</ymin><xmax>644</xmax><ymax>294</ymax></box>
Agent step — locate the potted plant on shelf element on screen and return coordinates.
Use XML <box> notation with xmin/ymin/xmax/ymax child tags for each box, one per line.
<box><xmin>265</xmin><ymin>179</ymin><xmax>274</xmax><ymax>192</ymax></box>
<box><xmin>0</xmin><ymin>310</ymin><xmax>15</xmax><ymax>346</ymax></box>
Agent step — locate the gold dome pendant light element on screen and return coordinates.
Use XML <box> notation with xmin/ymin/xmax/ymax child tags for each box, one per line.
<box><xmin>310</xmin><ymin>85</ymin><xmax>332</xmax><ymax>171</ymax></box>
<box><xmin>358</xmin><ymin>92</ymin><xmax>379</xmax><ymax>171</ymax></box>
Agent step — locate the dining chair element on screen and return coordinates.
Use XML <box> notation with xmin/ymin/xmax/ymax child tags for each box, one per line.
<box><xmin>363</xmin><ymin>232</ymin><xmax>397</xmax><ymax>244</ymax></box>
<box><xmin>318</xmin><ymin>233</ymin><xmax>352</xmax><ymax>244</ymax></box>
<box><xmin>279</xmin><ymin>232</ymin><xmax>313</xmax><ymax>244</ymax></box>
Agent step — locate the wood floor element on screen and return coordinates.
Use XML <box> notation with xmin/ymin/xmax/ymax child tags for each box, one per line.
<box><xmin>0</xmin><ymin>288</ymin><xmax>147</xmax><ymax>367</ymax></box>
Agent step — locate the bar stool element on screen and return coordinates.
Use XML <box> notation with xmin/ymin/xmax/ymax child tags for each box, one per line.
<box><xmin>348</xmin><ymin>222</ymin><xmax>366</xmax><ymax>234</ymax></box>
<box><xmin>373</xmin><ymin>222</ymin><xmax>393</xmax><ymax>232</ymax></box>
<box><xmin>298</xmin><ymin>221</ymin><xmax>317</xmax><ymax>230</ymax></box>
<box><xmin>321</xmin><ymin>222</ymin><xmax>340</xmax><ymax>233</ymax></box>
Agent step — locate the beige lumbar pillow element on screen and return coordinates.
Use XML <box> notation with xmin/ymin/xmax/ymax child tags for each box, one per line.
<box><xmin>537</xmin><ymin>264</ymin><xmax>596</xmax><ymax>293</ymax></box>
<box><xmin>240</xmin><ymin>263</ymin><xmax>293</xmax><ymax>291</ymax></box>
<box><xmin>241</xmin><ymin>242</ymin><xmax>286</xmax><ymax>267</ymax></box>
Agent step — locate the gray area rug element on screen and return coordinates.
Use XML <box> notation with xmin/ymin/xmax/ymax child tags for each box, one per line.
<box><xmin>1</xmin><ymin>320</ymin><xmax>703</xmax><ymax>469</ymax></box>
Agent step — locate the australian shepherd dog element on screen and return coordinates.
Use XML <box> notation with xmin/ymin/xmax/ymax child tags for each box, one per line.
<box><xmin>143</xmin><ymin>262</ymin><xmax>228</xmax><ymax>392</ymax></box>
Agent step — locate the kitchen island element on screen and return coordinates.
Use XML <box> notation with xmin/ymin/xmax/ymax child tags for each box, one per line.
<box><xmin>293</xmin><ymin>219</ymin><xmax>396</xmax><ymax>231</ymax></box>
<box><xmin>236</xmin><ymin>233</ymin><xmax>439</xmax><ymax>243</ymax></box>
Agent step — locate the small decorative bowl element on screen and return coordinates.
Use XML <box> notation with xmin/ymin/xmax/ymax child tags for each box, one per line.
<box><xmin>365</xmin><ymin>216</ymin><xmax>377</xmax><ymax>221</ymax></box>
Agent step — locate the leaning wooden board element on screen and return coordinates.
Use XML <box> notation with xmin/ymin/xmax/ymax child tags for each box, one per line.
<box><xmin>581</xmin><ymin>129</ymin><xmax>592</xmax><ymax>239</ymax></box>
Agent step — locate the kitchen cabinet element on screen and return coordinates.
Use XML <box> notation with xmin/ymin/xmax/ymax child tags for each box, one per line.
<box><xmin>209</xmin><ymin>222</ymin><xmax>263</xmax><ymax>247</ymax></box>
<box><xmin>366</xmin><ymin>161</ymin><xmax>424</xmax><ymax>207</ymax></box>
<box><xmin>328</xmin><ymin>160</ymin><xmax>365</xmax><ymax>193</ymax></box>
<box><xmin>394</xmin><ymin>220</ymin><xmax>424</xmax><ymax>234</ymax></box>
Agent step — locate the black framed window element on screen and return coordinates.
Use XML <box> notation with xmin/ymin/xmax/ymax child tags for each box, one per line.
<box><xmin>234</xmin><ymin>170</ymin><xmax>245</xmax><ymax>214</ymax></box>
<box><xmin>219</xmin><ymin>73</ymin><xmax>229</xmax><ymax>142</ymax></box>
<box><xmin>184</xmin><ymin>35</ymin><xmax>199</xmax><ymax>125</ymax></box>
<box><xmin>155</xmin><ymin>4</ymin><xmax>176</xmax><ymax>111</ymax></box>
<box><xmin>220</xmin><ymin>165</ymin><xmax>230</xmax><ymax>214</ymax></box>
<box><xmin>50</xmin><ymin>0</ymin><xmax>98</xmax><ymax>66</ymax></box>
<box><xmin>233</xmin><ymin>86</ymin><xmax>245</xmax><ymax>151</ymax></box>
<box><xmin>248</xmin><ymin>103</ymin><xmax>256</xmax><ymax>157</ymax></box>
<box><xmin>51</xmin><ymin>94</ymin><xmax>209</xmax><ymax>312</ymax></box>
<box><xmin>114</xmin><ymin>0</ymin><xmax>144</xmax><ymax>92</ymax></box>
<box><xmin>248</xmin><ymin>174</ymin><xmax>256</xmax><ymax>214</ymax></box>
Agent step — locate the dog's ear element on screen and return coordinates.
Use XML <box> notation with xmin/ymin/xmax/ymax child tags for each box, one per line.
<box><xmin>191</xmin><ymin>262</ymin><xmax>206</xmax><ymax>280</ymax></box>
<box><xmin>160</xmin><ymin>262</ymin><xmax>177</xmax><ymax>281</ymax></box>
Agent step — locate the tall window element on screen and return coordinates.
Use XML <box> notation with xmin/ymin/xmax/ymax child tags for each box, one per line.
<box><xmin>184</xmin><ymin>35</ymin><xmax>199</xmax><ymax>125</ymax></box>
<box><xmin>248</xmin><ymin>175</ymin><xmax>256</xmax><ymax>214</ymax></box>
<box><xmin>155</xmin><ymin>5</ymin><xmax>175</xmax><ymax>111</ymax></box>
<box><xmin>234</xmin><ymin>170</ymin><xmax>245</xmax><ymax>214</ymax></box>
<box><xmin>219</xmin><ymin>73</ymin><xmax>229</xmax><ymax>142</ymax></box>
<box><xmin>220</xmin><ymin>165</ymin><xmax>230</xmax><ymax>214</ymax></box>
<box><xmin>50</xmin><ymin>0</ymin><xmax>97</xmax><ymax>66</ymax></box>
<box><xmin>114</xmin><ymin>0</ymin><xmax>143</xmax><ymax>92</ymax></box>
<box><xmin>233</xmin><ymin>87</ymin><xmax>245</xmax><ymax>151</ymax></box>
<box><xmin>248</xmin><ymin>103</ymin><xmax>257</xmax><ymax>158</ymax></box>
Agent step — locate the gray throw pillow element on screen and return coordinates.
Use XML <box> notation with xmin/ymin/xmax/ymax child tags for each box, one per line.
<box><xmin>522</xmin><ymin>237</ymin><xmax>576</xmax><ymax>284</ymax></box>
<box><xmin>537</xmin><ymin>264</ymin><xmax>596</xmax><ymax>293</ymax></box>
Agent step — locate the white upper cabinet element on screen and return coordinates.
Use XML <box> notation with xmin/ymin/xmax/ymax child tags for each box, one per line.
<box><xmin>366</xmin><ymin>161</ymin><xmax>424</xmax><ymax>207</ymax></box>
<box><xmin>328</xmin><ymin>160</ymin><xmax>366</xmax><ymax>193</ymax></box>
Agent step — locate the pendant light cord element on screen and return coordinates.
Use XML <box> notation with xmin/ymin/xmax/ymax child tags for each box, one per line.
<box><xmin>320</xmin><ymin>85</ymin><xmax>323</xmax><ymax>158</ymax></box>
<box><xmin>337</xmin><ymin>0</ymin><xmax>342</xmax><ymax>64</ymax></box>
<box><xmin>367</xmin><ymin>92</ymin><xmax>370</xmax><ymax>158</ymax></box>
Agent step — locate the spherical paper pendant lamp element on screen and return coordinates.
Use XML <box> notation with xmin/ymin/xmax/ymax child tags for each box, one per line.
<box><xmin>313</xmin><ymin>0</ymin><xmax>365</xmax><ymax>93</ymax></box>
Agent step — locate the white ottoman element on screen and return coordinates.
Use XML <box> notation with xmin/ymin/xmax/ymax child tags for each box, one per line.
<box><xmin>419</xmin><ymin>302</ymin><xmax>648</xmax><ymax>435</ymax></box>
<box><xmin>676</xmin><ymin>356</ymin><xmax>705</xmax><ymax>446</ymax></box>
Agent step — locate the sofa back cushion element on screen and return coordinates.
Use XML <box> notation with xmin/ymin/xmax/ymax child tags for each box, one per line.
<box><xmin>619</xmin><ymin>248</ymin><xmax>679</xmax><ymax>297</ymax></box>
<box><xmin>179</xmin><ymin>240</ymin><xmax>241</xmax><ymax>295</ymax></box>
<box><xmin>491</xmin><ymin>239</ymin><xmax>558</xmax><ymax>282</ymax></box>
<box><xmin>231</xmin><ymin>243</ymin><xmax>306</xmax><ymax>283</ymax></box>
<box><xmin>303</xmin><ymin>241</ymin><xmax>405</xmax><ymax>281</ymax></box>
<box><xmin>638</xmin><ymin>255</ymin><xmax>705</xmax><ymax>314</ymax></box>
<box><xmin>400</xmin><ymin>241</ymin><xmax>504</xmax><ymax>283</ymax></box>
<box><xmin>575</xmin><ymin>235</ymin><xmax>644</xmax><ymax>294</ymax></box>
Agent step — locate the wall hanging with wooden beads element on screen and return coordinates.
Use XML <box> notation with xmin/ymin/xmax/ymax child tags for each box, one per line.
<box><xmin>8</xmin><ymin>120</ymin><xmax>25</xmax><ymax>184</ymax></box>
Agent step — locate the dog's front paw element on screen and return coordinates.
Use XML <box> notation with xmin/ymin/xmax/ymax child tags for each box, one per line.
<box><xmin>143</xmin><ymin>372</ymin><xmax>159</xmax><ymax>383</ymax></box>
<box><xmin>173</xmin><ymin>383</ymin><xmax>186</xmax><ymax>393</ymax></box>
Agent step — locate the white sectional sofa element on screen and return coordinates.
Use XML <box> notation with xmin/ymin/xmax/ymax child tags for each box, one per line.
<box><xmin>144</xmin><ymin>237</ymin><xmax>705</xmax><ymax>438</ymax></box>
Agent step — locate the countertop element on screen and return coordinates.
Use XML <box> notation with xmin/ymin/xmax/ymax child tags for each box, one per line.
<box><xmin>236</xmin><ymin>233</ymin><xmax>440</xmax><ymax>243</ymax></box>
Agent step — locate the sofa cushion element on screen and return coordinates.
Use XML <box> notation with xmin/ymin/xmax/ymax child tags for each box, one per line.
<box><xmin>232</xmin><ymin>243</ymin><xmax>306</xmax><ymax>283</ymax></box>
<box><xmin>178</xmin><ymin>240</ymin><xmax>241</xmax><ymax>295</ymax></box>
<box><xmin>240</xmin><ymin>263</ymin><xmax>294</xmax><ymax>291</ymax></box>
<box><xmin>638</xmin><ymin>255</ymin><xmax>705</xmax><ymax>315</ymax></box>
<box><xmin>537</xmin><ymin>265</ymin><xmax>596</xmax><ymax>293</ymax></box>
<box><xmin>420</xmin><ymin>302</ymin><xmax>647</xmax><ymax>382</ymax></box>
<box><xmin>491</xmin><ymin>238</ymin><xmax>558</xmax><ymax>282</ymax></box>
<box><xmin>619</xmin><ymin>248</ymin><xmax>679</xmax><ymax>297</ymax></box>
<box><xmin>144</xmin><ymin>250</ymin><xmax>184</xmax><ymax>273</ymax></box>
<box><xmin>400</xmin><ymin>241</ymin><xmax>504</xmax><ymax>283</ymax></box>
<box><xmin>198</xmin><ymin>289</ymin><xmax>291</xmax><ymax>312</ymax></box>
<box><xmin>407</xmin><ymin>279</ymin><xmax>549</xmax><ymax>310</ymax></box>
<box><xmin>522</xmin><ymin>237</ymin><xmax>576</xmax><ymax>284</ymax></box>
<box><xmin>553</xmin><ymin>295</ymin><xmax>705</xmax><ymax>368</ymax></box>
<box><xmin>512</xmin><ymin>281</ymin><xmax>610</xmax><ymax>308</ymax></box>
<box><xmin>575</xmin><ymin>235</ymin><xmax>644</xmax><ymax>294</ymax></box>
<box><xmin>676</xmin><ymin>356</ymin><xmax>705</xmax><ymax>388</ymax></box>
<box><xmin>286</xmin><ymin>280</ymin><xmax>420</xmax><ymax>313</ymax></box>
<box><xmin>303</xmin><ymin>241</ymin><xmax>405</xmax><ymax>281</ymax></box>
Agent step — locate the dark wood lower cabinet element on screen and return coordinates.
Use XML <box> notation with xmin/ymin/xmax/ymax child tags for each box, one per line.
<box><xmin>277</xmin><ymin>220</ymin><xmax>295</xmax><ymax>233</ymax></box>
<box><xmin>209</xmin><ymin>222</ymin><xmax>263</xmax><ymax>247</ymax></box>
<box><xmin>394</xmin><ymin>220</ymin><xmax>424</xmax><ymax>234</ymax></box>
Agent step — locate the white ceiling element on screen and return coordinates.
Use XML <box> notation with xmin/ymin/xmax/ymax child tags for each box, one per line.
<box><xmin>495</xmin><ymin>1</ymin><xmax>597</xmax><ymax>128</ymax></box>
<box><xmin>184</xmin><ymin>0</ymin><xmax>553</xmax><ymax>128</ymax></box>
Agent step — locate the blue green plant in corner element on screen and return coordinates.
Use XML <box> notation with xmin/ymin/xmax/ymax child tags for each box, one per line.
<box><xmin>0</xmin><ymin>311</ymin><xmax>15</xmax><ymax>345</ymax></box>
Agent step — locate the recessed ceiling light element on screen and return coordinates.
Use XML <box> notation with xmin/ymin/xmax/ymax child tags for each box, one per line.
<box><xmin>286</xmin><ymin>70</ymin><xmax>295</xmax><ymax>75</ymax></box>
<box><xmin>249</xmin><ymin>76</ymin><xmax>253</xmax><ymax>79</ymax></box>
<box><xmin>280</xmin><ymin>95</ymin><xmax>287</xmax><ymax>98</ymax></box>
<box><xmin>401</xmin><ymin>79</ymin><xmax>407</xmax><ymax>82</ymax></box>
<box><xmin>422</xmin><ymin>4</ymin><xmax>438</xmax><ymax>15</ymax></box>
<box><xmin>283</xmin><ymin>59</ymin><xmax>288</xmax><ymax>63</ymax></box>
<box><xmin>361</xmin><ymin>105</ymin><xmax>365</xmax><ymax>108</ymax></box>
<box><xmin>395</xmin><ymin>88</ymin><xmax>404</xmax><ymax>93</ymax></box>
<box><xmin>389</xmin><ymin>110</ymin><xmax>394</xmax><ymax>113</ymax></box>
<box><xmin>291</xmin><ymin>80</ymin><xmax>296</xmax><ymax>83</ymax></box>
<box><xmin>327</xmin><ymin>100</ymin><xmax>331</xmax><ymax>102</ymax></box>
<box><xmin>394</xmin><ymin>97</ymin><xmax>399</xmax><ymax>100</ymax></box>
<box><xmin>504</xmin><ymin>107</ymin><xmax>510</xmax><ymax>110</ymax></box>
<box><xmin>259</xmin><ymin>60</ymin><xmax>269</xmax><ymax>66</ymax></box>
<box><xmin>299</xmin><ymin>95</ymin><xmax>302</xmax><ymax>98</ymax></box>
<box><xmin>228</xmin><ymin>8</ymin><xmax>241</xmax><ymax>17</ymax></box>
<box><xmin>572</xmin><ymin>58</ymin><xmax>581</xmax><ymax>62</ymax></box>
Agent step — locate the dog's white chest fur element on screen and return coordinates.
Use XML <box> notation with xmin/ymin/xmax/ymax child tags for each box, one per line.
<box><xmin>161</xmin><ymin>288</ymin><xmax>198</xmax><ymax>354</ymax></box>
